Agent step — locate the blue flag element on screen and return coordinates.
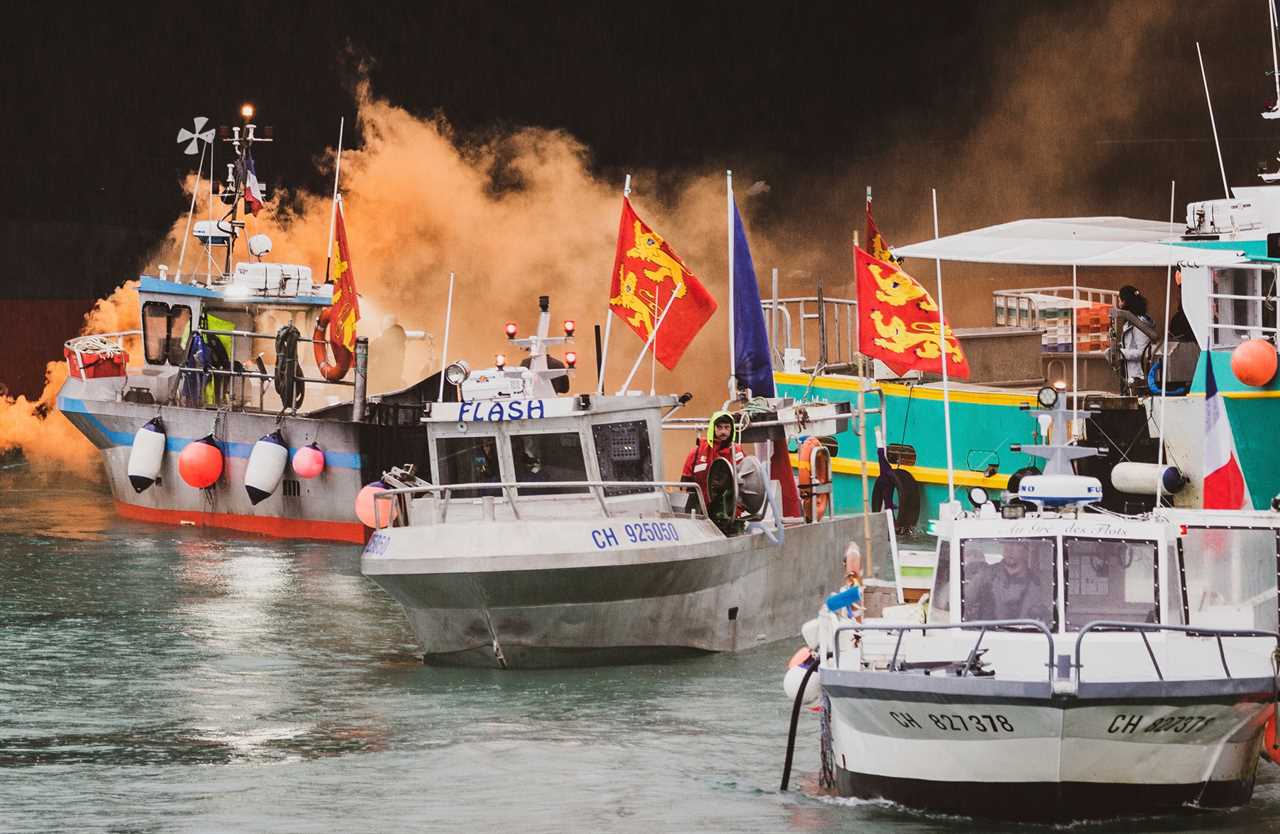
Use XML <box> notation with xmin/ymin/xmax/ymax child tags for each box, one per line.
<box><xmin>732</xmin><ymin>201</ymin><xmax>775</xmax><ymax>397</ymax></box>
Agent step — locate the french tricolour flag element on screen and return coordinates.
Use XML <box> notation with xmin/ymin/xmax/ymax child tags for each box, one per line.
<box><xmin>243</xmin><ymin>154</ymin><xmax>265</xmax><ymax>216</ymax></box>
<box><xmin>1203</xmin><ymin>357</ymin><xmax>1251</xmax><ymax>510</ymax></box>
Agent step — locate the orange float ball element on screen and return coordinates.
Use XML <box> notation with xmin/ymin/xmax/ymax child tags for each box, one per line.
<box><xmin>1230</xmin><ymin>339</ymin><xmax>1278</xmax><ymax>387</ymax></box>
<box><xmin>178</xmin><ymin>435</ymin><xmax>223</xmax><ymax>488</ymax></box>
<box><xmin>355</xmin><ymin>481</ymin><xmax>398</xmax><ymax>528</ymax></box>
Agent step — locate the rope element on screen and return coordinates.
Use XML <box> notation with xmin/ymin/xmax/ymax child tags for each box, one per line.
<box><xmin>779</xmin><ymin>654</ymin><xmax>819</xmax><ymax>792</ymax></box>
<box><xmin>273</xmin><ymin>324</ymin><xmax>305</xmax><ymax>412</ymax></box>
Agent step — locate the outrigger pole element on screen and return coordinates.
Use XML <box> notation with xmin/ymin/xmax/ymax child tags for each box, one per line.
<box><xmin>597</xmin><ymin>175</ymin><xmax>629</xmax><ymax>395</ymax></box>
<box><xmin>325</xmin><ymin>117</ymin><xmax>346</xmax><ymax>284</ymax></box>
<box><xmin>931</xmin><ymin>188</ymin><xmax>957</xmax><ymax>505</ymax></box>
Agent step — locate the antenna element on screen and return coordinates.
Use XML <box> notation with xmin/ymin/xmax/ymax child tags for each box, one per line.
<box><xmin>1196</xmin><ymin>41</ymin><xmax>1232</xmax><ymax>199</ymax></box>
<box><xmin>1266</xmin><ymin>0</ymin><xmax>1280</xmax><ymax>119</ymax></box>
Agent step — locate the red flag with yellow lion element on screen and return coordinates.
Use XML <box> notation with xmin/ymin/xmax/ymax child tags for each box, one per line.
<box><xmin>855</xmin><ymin>246</ymin><xmax>969</xmax><ymax>379</ymax></box>
<box><xmin>609</xmin><ymin>197</ymin><xmax>716</xmax><ymax>369</ymax></box>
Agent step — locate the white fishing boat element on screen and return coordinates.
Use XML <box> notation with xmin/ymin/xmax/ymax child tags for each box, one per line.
<box><xmin>359</xmin><ymin>295</ymin><xmax>870</xmax><ymax>668</ymax></box>
<box><xmin>790</xmin><ymin>385</ymin><xmax>1280</xmax><ymax>821</ymax></box>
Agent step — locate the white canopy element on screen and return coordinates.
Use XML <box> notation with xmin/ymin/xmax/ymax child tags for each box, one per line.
<box><xmin>893</xmin><ymin>217</ymin><xmax>1248</xmax><ymax>267</ymax></box>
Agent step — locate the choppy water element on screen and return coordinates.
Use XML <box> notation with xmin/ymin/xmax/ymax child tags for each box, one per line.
<box><xmin>4</xmin><ymin>482</ymin><xmax>1280</xmax><ymax>833</ymax></box>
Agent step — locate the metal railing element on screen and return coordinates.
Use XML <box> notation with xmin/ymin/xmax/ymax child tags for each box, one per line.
<box><xmin>831</xmin><ymin>619</ymin><xmax>1056</xmax><ymax>683</ymax></box>
<box><xmin>1073</xmin><ymin>620</ymin><xmax>1280</xmax><ymax>683</ymax></box>
<box><xmin>371</xmin><ymin>479</ymin><xmax>709</xmax><ymax>528</ymax></box>
<box><xmin>762</xmin><ymin>296</ymin><xmax>858</xmax><ymax>369</ymax></box>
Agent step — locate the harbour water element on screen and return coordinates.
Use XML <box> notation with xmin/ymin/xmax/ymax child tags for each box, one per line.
<box><xmin>3</xmin><ymin>479</ymin><xmax>1280</xmax><ymax>833</ymax></box>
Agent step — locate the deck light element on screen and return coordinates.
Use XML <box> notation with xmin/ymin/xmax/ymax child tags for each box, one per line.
<box><xmin>495</xmin><ymin>353</ymin><xmax>506</xmax><ymax>370</ymax></box>
<box><xmin>967</xmin><ymin>486</ymin><xmax>989</xmax><ymax>508</ymax></box>
<box><xmin>241</xmin><ymin>103</ymin><xmax>255</xmax><ymax>120</ymax></box>
<box><xmin>564</xmin><ymin>351</ymin><xmax>577</xmax><ymax>368</ymax></box>
<box><xmin>563</xmin><ymin>319</ymin><xmax>576</xmax><ymax>336</ymax></box>
<box><xmin>504</xmin><ymin>322</ymin><xmax>518</xmax><ymax>339</ymax></box>
<box><xmin>444</xmin><ymin>360</ymin><xmax>470</xmax><ymax>385</ymax></box>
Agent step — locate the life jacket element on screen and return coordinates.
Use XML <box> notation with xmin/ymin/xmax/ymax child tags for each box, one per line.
<box><xmin>682</xmin><ymin>411</ymin><xmax>744</xmax><ymax>505</ymax></box>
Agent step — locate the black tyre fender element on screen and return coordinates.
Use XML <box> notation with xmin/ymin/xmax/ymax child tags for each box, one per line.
<box><xmin>871</xmin><ymin>466</ymin><xmax>921</xmax><ymax>531</ymax></box>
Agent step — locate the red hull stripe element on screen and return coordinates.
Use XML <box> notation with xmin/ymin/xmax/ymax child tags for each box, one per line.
<box><xmin>113</xmin><ymin>500</ymin><xmax>366</xmax><ymax>543</ymax></box>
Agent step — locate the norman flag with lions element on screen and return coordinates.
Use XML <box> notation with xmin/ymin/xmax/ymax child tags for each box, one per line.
<box><xmin>609</xmin><ymin>197</ymin><xmax>716</xmax><ymax>369</ymax></box>
<box><xmin>855</xmin><ymin>246</ymin><xmax>970</xmax><ymax>379</ymax></box>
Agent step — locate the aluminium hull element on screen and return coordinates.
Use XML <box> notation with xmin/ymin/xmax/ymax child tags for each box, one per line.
<box><xmin>363</xmin><ymin>515</ymin><xmax>860</xmax><ymax>668</ymax></box>
<box><xmin>822</xmin><ymin>667</ymin><xmax>1275</xmax><ymax>821</ymax></box>
<box><xmin>58</xmin><ymin>380</ymin><xmax>367</xmax><ymax>542</ymax></box>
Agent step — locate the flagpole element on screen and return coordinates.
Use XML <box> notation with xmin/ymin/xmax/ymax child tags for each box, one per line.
<box><xmin>598</xmin><ymin>174</ymin><xmax>630</xmax><ymax>395</ymax></box>
<box><xmin>650</xmin><ymin>284</ymin><xmax>660</xmax><ymax>396</ymax></box>
<box><xmin>325</xmin><ymin>117</ymin><xmax>345</xmax><ymax>283</ymax></box>
<box><xmin>727</xmin><ymin>170</ymin><xmax>737</xmax><ymax>399</ymax></box>
<box><xmin>1072</xmin><ymin>263</ymin><xmax>1079</xmax><ymax>437</ymax></box>
<box><xmin>1156</xmin><ymin>180</ymin><xmax>1176</xmax><ymax>506</ymax></box>
<box><xmin>931</xmin><ymin>189</ymin><xmax>956</xmax><ymax>505</ymax></box>
<box><xmin>853</xmin><ymin>227</ymin><xmax>873</xmax><ymax>580</ymax></box>
<box><xmin>618</xmin><ymin>294</ymin><xmax>678</xmax><ymax>395</ymax></box>
<box><xmin>436</xmin><ymin>271</ymin><xmax>455</xmax><ymax>403</ymax></box>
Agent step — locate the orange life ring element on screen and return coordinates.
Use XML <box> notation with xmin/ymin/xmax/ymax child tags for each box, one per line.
<box><xmin>797</xmin><ymin>436</ymin><xmax>831</xmax><ymax>522</ymax></box>
<box><xmin>313</xmin><ymin>308</ymin><xmax>353</xmax><ymax>382</ymax></box>
<box><xmin>1265</xmin><ymin>711</ymin><xmax>1280</xmax><ymax>766</ymax></box>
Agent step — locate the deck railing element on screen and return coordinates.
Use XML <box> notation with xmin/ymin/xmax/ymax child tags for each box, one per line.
<box><xmin>371</xmin><ymin>479</ymin><xmax>708</xmax><ymax>528</ymax></box>
<box><xmin>831</xmin><ymin>620</ymin><xmax>1057</xmax><ymax>683</ymax></box>
<box><xmin>1072</xmin><ymin>620</ymin><xmax>1280</xmax><ymax>682</ymax></box>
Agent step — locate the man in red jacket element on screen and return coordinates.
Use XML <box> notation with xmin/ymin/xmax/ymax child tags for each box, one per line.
<box><xmin>681</xmin><ymin>411</ymin><xmax>745</xmax><ymax>512</ymax></box>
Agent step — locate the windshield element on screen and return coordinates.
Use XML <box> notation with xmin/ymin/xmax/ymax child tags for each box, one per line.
<box><xmin>509</xmin><ymin>431</ymin><xmax>588</xmax><ymax>495</ymax></box>
<box><xmin>960</xmin><ymin>537</ymin><xmax>1056</xmax><ymax>628</ymax></box>
<box><xmin>436</xmin><ymin>436</ymin><xmax>501</xmax><ymax>498</ymax></box>
<box><xmin>1063</xmin><ymin>537</ymin><xmax>1157</xmax><ymax>630</ymax></box>
<box><xmin>1174</xmin><ymin>527</ymin><xmax>1278</xmax><ymax>632</ymax></box>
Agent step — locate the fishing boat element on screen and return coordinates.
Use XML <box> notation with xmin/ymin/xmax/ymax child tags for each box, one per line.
<box><xmin>58</xmin><ymin>112</ymin><xmax>436</xmax><ymax>542</ymax></box>
<box><xmin>790</xmin><ymin>385</ymin><xmax>1280</xmax><ymax>821</ymax></box>
<box><xmin>359</xmin><ymin>294</ymin><xmax>870</xmax><ymax>668</ymax></box>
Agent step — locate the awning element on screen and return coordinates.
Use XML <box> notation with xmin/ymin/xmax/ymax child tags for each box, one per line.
<box><xmin>893</xmin><ymin>217</ymin><xmax>1249</xmax><ymax>267</ymax></box>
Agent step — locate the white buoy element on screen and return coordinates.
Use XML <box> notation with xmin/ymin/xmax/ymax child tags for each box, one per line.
<box><xmin>783</xmin><ymin>665</ymin><xmax>819</xmax><ymax>705</ymax></box>
<box><xmin>245</xmin><ymin>430</ymin><xmax>289</xmax><ymax>505</ymax></box>
<box><xmin>800</xmin><ymin>618</ymin><xmax>820</xmax><ymax>650</ymax></box>
<box><xmin>127</xmin><ymin>417</ymin><xmax>166</xmax><ymax>493</ymax></box>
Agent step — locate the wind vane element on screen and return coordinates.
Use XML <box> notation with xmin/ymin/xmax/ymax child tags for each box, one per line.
<box><xmin>176</xmin><ymin>116</ymin><xmax>215</xmax><ymax>155</ymax></box>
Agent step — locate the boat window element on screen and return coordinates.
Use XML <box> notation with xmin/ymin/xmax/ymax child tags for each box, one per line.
<box><xmin>436</xmin><ymin>436</ymin><xmax>502</xmax><ymax>499</ymax></box>
<box><xmin>1178</xmin><ymin>527</ymin><xmax>1278</xmax><ymax>632</ymax></box>
<box><xmin>1063</xmin><ymin>538</ymin><xmax>1157</xmax><ymax>630</ymax></box>
<box><xmin>959</xmin><ymin>537</ymin><xmax>1056</xmax><ymax>628</ymax></box>
<box><xmin>167</xmin><ymin>305</ymin><xmax>193</xmax><ymax>365</ymax></box>
<box><xmin>592</xmin><ymin>420</ymin><xmax>653</xmax><ymax>496</ymax></box>
<box><xmin>509</xmin><ymin>432</ymin><xmax>589</xmax><ymax>495</ymax></box>
<box><xmin>928</xmin><ymin>541</ymin><xmax>951</xmax><ymax>624</ymax></box>
<box><xmin>142</xmin><ymin>301</ymin><xmax>170</xmax><ymax>364</ymax></box>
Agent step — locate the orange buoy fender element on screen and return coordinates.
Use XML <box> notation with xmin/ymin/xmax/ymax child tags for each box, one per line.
<box><xmin>797</xmin><ymin>437</ymin><xmax>831</xmax><ymax>522</ymax></box>
<box><xmin>178</xmin><ymin>434</ymin><xmax>223</xmax><ymax>489</ymax></box>
<box><xmin>313</xmin><ymin>308</ymin><xmax>353</xmax><ymax>382</ymax></box>
<box><xmin>127</xmin><ymin>417</ymin><xmax>166</xmax><ymax>493</ymax></box>
<box><xmin>245</xmin><ymin>430</ymin><xmax>289</xmax><ymax>505</ymax></box>
<box><xmin>1265</xmin><ymin>711</ymin><xmax>1280</xmax><ymax>766</ymax></box>
<box><xmin>355</xmin><ymin>481</ymin><xmax>398</xmax><ymax>528</ymax></box>
<box><xmin>1230</xmin><ymin>339</ymin><xmax>1277</xmax><ymax>387</ymax></box>
<box><xmin>292</xmin><ymin>442</ymin><xmax>325</xmax><ymax>479</ymax></box>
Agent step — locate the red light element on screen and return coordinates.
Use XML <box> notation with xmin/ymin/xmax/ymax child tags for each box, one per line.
<box><xmin>563</xmin><ymin>319</ymin><xmax>576</xmax><ymax>336</ymax></box>
<box><xmin>504</xmin><ymin>322</ymin><xmax>518</xmax><ymax>339</ymax></box>
<box><xmin>495</xmin><ymin>353</ymin><xmax>506</xmax><ymax>369</ymax></box>
<box><xmin>565</xmin><ymin>351</ymin><xmax>578</xmax><ymax>368</ymax></box>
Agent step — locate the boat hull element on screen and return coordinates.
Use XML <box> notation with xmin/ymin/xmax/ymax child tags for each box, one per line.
<box><xmin>822</xmin><ymin>669</ymin><xmax>1274</xmax><ymax>821</ymax></box>
<box><xmin>58</xmin><ymin>379</ymin><xmax>370</xmax><ymax>542</ymax></box>
<box><xmin>364</xmin><ymin>515</ymin><xmax>861</xmax><ymax>668</ymax></box>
